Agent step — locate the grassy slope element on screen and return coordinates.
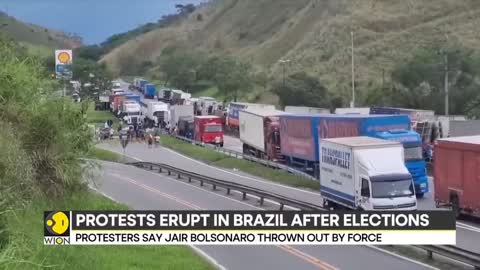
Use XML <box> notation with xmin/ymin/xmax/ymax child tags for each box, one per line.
<box><xmin>1</xmin><ymin>191</ymin><xmax>213</xmax><ymax>270</ymax></box>
<box><xmin>160</xmin><ymin>136</ymin><xmax>319</xmax><ymax>190</ymax></box>
<box><xmin>101</xmin><ymin>0</ymin><xmax>480</xmax><ymax>103</ymax></box>
<box><xmin>0</xmin><ymin>11</ymin><xmax>81</xmax><ymax>49</ymax></box>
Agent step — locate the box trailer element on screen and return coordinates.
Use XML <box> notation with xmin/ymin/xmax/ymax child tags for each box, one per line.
<box><xmin>320</xmin><ymin>137</ymin><xmax>417</xmax><ymax>211</ymax></box>
<box><xmin>280</xmin><ymin>114</ymin><xmax>429</xmax><ymax>196</ymax></box>
<box><xmin>170</xmin><ymin>105</ymin><xmax>194</xmax><ymax>128</ymax></box>
<box><xmin>434</xmin><ymin>136</ymin><xmax>480</xmax><ymax>218</ymax></box>
<box><xmin>285</xmin><ymin>106</ymin><xmax>330</xmax><ymax>114</ymax></box>
<box><xmin>227</xmin><ymin>102</ymin><xmax>275</xmax><ymax>130</ymax></box>
<box><xmin>239</xmin><ymin>108</ymin><xmax>288</xmax><ymax>161</ymax></box>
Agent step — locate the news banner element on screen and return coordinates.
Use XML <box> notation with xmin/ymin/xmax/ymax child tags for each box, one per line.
<box><xmin>44</xmin><ymin>211</ymin><xmax>456</xmax><ymax>245</ymax></box>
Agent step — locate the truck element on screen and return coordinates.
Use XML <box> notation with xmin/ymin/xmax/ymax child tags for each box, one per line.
<box><xmin>320</xmin><ymin>136</ymin><xmax>417</xmax><ymax>211</ymax></box>
<box><xmin>285</xmin><ymin>106</ymin><xmax>330</xmax><ymax>114</ymax></box>
<box><xmin>434</xmin><ymin>136</ymin><xmax>480</xmax><ymax>218</ymax></box>
<box><xmin>239</xmin><ymin>108</ymin><xmax>288</xmax><ymax>161</ymax></box>
<box><xmin>158</xmin><ymin>88</ymin><xmax>172</xmax><ymax>102</ymax></box>
<box><xmin>178</xmin><ymin>117</ymin><xmax>194</xmax><ymax>139</ymax></box>
<box><xmin>227</xmin><ymin>102</ymin><xmax>275</xmax><ymax>131</ymax></box>
<box><xmin>142</xmin><ymin>101</ymin><xmax>169</xmax><ymax>128</ymax></box>
<box><xmin>111</xmin><ymin>94</ymin><xmax>126</xmax><ymax>114</ymax></box>
<box><xmin>194</xmin><ymin>116</ymin><xmax>224</xmax><ymax>146</ymax></box>
<box><xmin>334</xmin><ymin>107</ymin><xmax>370</xmax><ymax>115</ymax></box>
<box><xmin>170</xmin><ymin>104</ymin><xmax>194</xmax><ymax>128</ymax></box>
<box><xmin>122</xmin><ymin>101</ymin><xmax>141</xmax><ymax>125</ymax></box>
<box><xmin>197</xmin><ymin>97</ymin><xmax>217</xmax><ymax>116</ymax></box>
<box><xmin>144</xmin><ymin>84</ymin><xmax>156</xmax><ymax>99</ymax></box>
<box><xmin>138</xmin><ymin>80</ymin><xmax>148</xmax><ymax>93</ymax></box>
<box><xmin>279</xmin><ymin>114</ymin><xmax>429</xmax><ymax>197</ymax></box>
<box><xmin>125</xmin><ymin>94</ymin><xmax>141</xmax><ymax>104</ymax></box>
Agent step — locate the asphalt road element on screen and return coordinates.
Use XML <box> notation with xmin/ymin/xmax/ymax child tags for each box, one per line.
<box><xmin>115</xmin><ymin>80</ymin><xmax>480</xmax><ymax>252</ymax></box>
<box><xmin>93</xmin><ymin>161</ymin><xmax>435</xmax><ymax>270</ymax></box>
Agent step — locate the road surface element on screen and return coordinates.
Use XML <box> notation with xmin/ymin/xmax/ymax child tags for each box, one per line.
<box><xmin>92</xmin><ymin>161</ymin><xmax>435</xmax><ymax>270</ymax></box>
<box><xmin>115</xmin><ymin>80</ymin><xmax>480</xmax><ymax>252</ymax></box>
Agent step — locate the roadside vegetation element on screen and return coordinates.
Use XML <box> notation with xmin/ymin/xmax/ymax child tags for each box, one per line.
<box><xmin>160</xmin><ymin>136</ymin><xmax>320</xmax><ymax>190</ymax></box>
<box><xmin>0</xmin><ymin>37</ymin><xmax>212</xmax><ymax>269</ymax></box>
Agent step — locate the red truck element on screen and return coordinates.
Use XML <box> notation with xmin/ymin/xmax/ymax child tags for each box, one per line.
<box><xmin>194</xmin><ymin>116</ymin><xmax>224</xmax><ymax>147</ymax></box>
<box><xmin>434</xmin><ymin>136</ymin><xmax>480</xmax><ymax>218</ymax></box>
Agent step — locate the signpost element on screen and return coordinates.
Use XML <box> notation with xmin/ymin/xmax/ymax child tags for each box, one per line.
<box><xmin>55</xmin><ymin>50</ymin><xmax>73</xmax><ymax>97</ymax></box>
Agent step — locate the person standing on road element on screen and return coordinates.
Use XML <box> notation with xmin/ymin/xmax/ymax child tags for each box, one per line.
<box><xmin>147</xmin><ymin>133</ymin><xmax>153</xmax><ymax>148</ymax></box>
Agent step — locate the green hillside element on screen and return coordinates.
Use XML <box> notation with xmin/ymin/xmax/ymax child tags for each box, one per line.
<box><xmin>0</xmin><ymin>11</ymin><xmax>82</xmax><ymax>49</ymax></box>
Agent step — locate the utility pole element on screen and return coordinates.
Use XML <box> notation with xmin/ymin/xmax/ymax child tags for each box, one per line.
<box><xmin>351</xmin><ymin>31</ymin><xmax>355</xmax><ymax>108</ymax></box>
<box><xmin>443</xmin><ymin>53</ymin><xmax>449</xmax><ymax>116</ymax></box>
<box><xmin>279</xmin><ymin>59</ymin><xmax>290</xmax><ymax>89</ymax></box>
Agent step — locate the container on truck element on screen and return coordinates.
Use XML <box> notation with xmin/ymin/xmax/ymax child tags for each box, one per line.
<box><xmin>144</xmin><ymin>84</ymin><xmax>156</xmax><ymax>99</ymax></box>
<box><xmin>434</xmin><ymin>136</ymin><xmax>480</xmax><ymax>218</ymax></box>
<box><xmin>158</xmin><ymin>88</ymin><xmax>172</xmax><ymax>102</ymax></box>
<box><xmin>142</xmin><ymin>101</ymin><xmax>169</xmax><ymax>128</ymax></box>
<box><xmin>112</xmin><ymin>95</ymin><xmax>126</xmax><ymax>114</ymax></box>
<box><xmin>170</xmin><ymin>104</ymin><xmax>194</xmax><ymax>128</ymax></box>
<box><xmin>227</xmin><ymin>102</ymin><xmax>275</xmax><ymax>131</ymax></box>
<box><xmin>239</xmin><ymin>108</ymin><xmax>288</xmax><ymax>161</ymax></box>
<box><xmin>125</xmin><ymin>94</ymin><xmax>141</xmax><ymax>104</ymax></box>
<box><xmin>198</xmin><ymin>97</ymin><xmax>217</xmax><ymax>116</ymax></box>
<box><xmin>334</xmin><ymin>107</ymin><xmax>370</xmax><ymax>115</ymax></box>
<box><xmin>370</xmin><ymin>107</ymin><xmax>435</xmax><ymax>122</ymax></box>
<box><xmin>139</xmin><ymin>80</ymin><xmax>148</xmax><ymax>93</ymax></box>
<box><xmin>194</xmin><ymin>116</ymin><xmax>224</xmax><ymax>146</ymax></box>
<box><xmin>279</xmin><ymin>114</ymin><xmax>428</xmax><ymax>196</ymax></box>
<box><xmin>320</xmin><ymin>137</ymin><xmax>417</xmax><ymax>210</ymax></box>
<box><xmin>285</xmin><ymin>106</ymin><xmax>330</xmax><ymax>114</ymax></box>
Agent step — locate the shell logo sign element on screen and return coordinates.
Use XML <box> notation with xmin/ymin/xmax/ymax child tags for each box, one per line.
<box><xmin>55</xmin><ymin>50</ymin><xmax>73</xmax><ymax>79</ymax></box>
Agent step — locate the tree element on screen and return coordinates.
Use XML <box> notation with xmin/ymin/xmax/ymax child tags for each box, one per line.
<box><xmin>214</xmin><ymin>57</ymin><xmax>253</xmax><ymax>102</ymax></box>
<box><xmin>159</xmin><ymin>49</ymin><xmax>202</xmax><ymax>91</ymax></box>
<box><xmin>391</xmin><ymin>46</ymin><xmax>480</xmax><ymax>115</ymax></box>
<box><xmin>273</xmin><ymin>72</ymin><xmax>331</xmax><ymax>109</ymax></box>
<box><xmin>72</xmin><ymin>58</ymin><xmax>112</xmax><ymax>98</ymax></box>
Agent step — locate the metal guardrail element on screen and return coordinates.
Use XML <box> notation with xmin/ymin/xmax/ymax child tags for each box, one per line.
<box><xmin>172</xmin><ymin>135</ymin><xmax>319</xmax><ymax>181</ymax></box>
<box><xmin>130</xmin><ymin>160</ymin><xmax>480</xmax><ymax>269</ymax></box>
<box><xmin>129</xmin><ymin>161</ymin><xmax>323</xmax><ymax>210</ymax></box>
<box><xmin>415</xmin><ymin>245</ymin><xmax>480</xmax><ymax>270</ymax></box>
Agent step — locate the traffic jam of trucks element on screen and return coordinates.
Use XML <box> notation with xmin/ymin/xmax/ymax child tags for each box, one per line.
<box><xmin>97</xmin><ymin>78</ymin><xmax>480</xmax><ymax>216</ymax></box>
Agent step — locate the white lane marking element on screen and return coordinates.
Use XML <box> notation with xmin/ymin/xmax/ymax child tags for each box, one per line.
<box><xmin>102</xmin><ymin>146</ymin><xmax>480</xmax><ymax>233</ymax></box>
<box><xmin>190</xmin><ymin>246</ymin><xmax>228</xmax><ymax>270</ymax></box>
<box><xmin>88</xmin><ymin>186</ymin><xmax>121</xmax><ymax>204</ymax></box>
<box><xmin>162</xmin><ymin>148</ymin><xmax>321</xmax><ymax>196</ymax></box>
<box><xmin>367</xmin><ymin>246</ymin><xmax>439</xmax><ymax>270</ymax></box>
<box><xmin>456</xmin><ymin>222</ymin><xmax>480</xmax><ymax>233</ymax></box>
<box><xmin>99</xmin><ymin>145</ymin><xmax>475</xmax><ymax>268</ymax></box>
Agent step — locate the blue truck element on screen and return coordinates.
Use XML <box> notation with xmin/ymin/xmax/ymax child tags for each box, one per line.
<box><xmin>144</xmin><ymin>84</ymin><xmax>156</xmax><ymax>99</ymax></box>
<box><xmin>279</xmin><ymin>114</ymin><xmax>428</xmax><ymax>197</ymax></box>
<box><xmin>124</xmin><ymin>94</ymin><xmax>141</xmax><ymax>104</ymax></box>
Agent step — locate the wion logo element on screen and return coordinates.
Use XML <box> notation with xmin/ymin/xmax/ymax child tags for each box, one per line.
<box><xmin>44</xmin><ymin>211</ymin><xmax>71</xmax><ymax>245</ymax></box>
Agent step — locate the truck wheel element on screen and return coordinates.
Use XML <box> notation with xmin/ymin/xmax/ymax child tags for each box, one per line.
<box><xmin>220</xmin><ymin>143</ymin><xmax>224</xmax><ymax>147</ymax></box>
<box><xmin>416</xmin><ymin>193</ymin><xmax>424</xmax><ymax>199</ymax></box>
<box><xmin>451</xmin><ymin>195</ymin><xmax>461</xmax><ymax>219</ymax></box>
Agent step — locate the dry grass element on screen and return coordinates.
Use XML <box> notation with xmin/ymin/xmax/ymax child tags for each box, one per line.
<box><xmin>102</xmin><ymin>0</ymin><xmax>480</xmax><ymax>101</ymax></box>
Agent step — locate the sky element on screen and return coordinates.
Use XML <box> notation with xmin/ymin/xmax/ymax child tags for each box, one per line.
<box><xmin>0</xmin><ymin>0</ymin><xmax>204</xmax><ymax>44</ymax></box>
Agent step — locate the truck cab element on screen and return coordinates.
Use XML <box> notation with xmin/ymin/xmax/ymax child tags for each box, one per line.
<box><xmin>123</xmin><ymin>101</ymin><xmax>141</xmax><ymax>125</ymax></box>
<box><xmin>373</xmin><ymin>130</ymin><xmax>428</xmax><ymax>197</ymax></box>
<box><xmin>194</xmin><ymin>116</ymin><xmax>224</xmax><ymax>147</ymax></box>
<box><xmin>320</xmin><ymin>137</ymin><xmax>417</xmax><ymax>211</ymax></box>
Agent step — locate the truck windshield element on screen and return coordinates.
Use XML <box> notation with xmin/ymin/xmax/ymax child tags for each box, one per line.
<box><xmin>404</xmin><ymin>145</ymin><xmax>423</xmax><ymax>161</ymax></box>
<box><xmin>371</xmin><ymin>176</ymin><xmax>414</xmax><ymax>198</ymax></box>
<box><xmin>205</xmin><ymin>125</ymin><xmax>222</xmax><ymax>133</ymax></box>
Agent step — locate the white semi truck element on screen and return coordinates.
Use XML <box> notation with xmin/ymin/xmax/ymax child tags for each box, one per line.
<box><xmin>122</xmin><ymin>101</ymin><xmax>142</xmax><ymax>125</ymax></box>
<box><xmin>319</xmin><ymin>136</ymin><xmax>417</xmax><ymax>211</ymax></box>
<box><xmin>142</xmin><ymin>101</ymin><xmax>169</xmax><ymax>128</ymax></box>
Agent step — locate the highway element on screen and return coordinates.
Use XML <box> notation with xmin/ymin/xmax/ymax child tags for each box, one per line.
<box><xmin>92</xmin><ymin>160</ymin><xmax>437</xmax><ymax>270</ymax></box>
<box><xmin>117</xmin><ymin>80</ymin><xmax>480</xmax><ymax>253</ymax></box>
